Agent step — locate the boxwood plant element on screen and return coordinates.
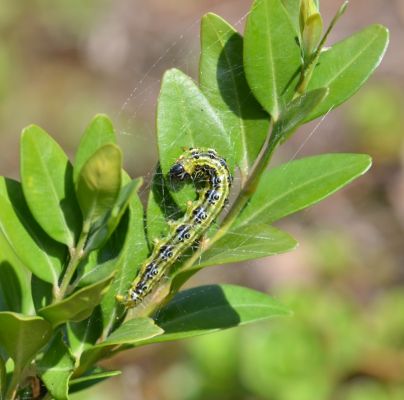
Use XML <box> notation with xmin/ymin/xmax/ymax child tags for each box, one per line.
<box><xmin>0</xmin><ymin>0</ymin><xmax>388</xmax><ymax>399</ymax></box>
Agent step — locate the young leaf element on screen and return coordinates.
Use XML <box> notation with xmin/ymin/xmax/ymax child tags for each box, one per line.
<box><xmin>76</xmin><ymin>144</ymin><xmax>122</xmax><ymax>226</ymax></box>
<box><xmin>0</xmin><ymin>178</ymin><xmax>65</xmax><ymax>286</ymax></box>
<box><xmin>147</xmin><ymin>284</ymin><xmax>290</xmax><ymax>343</ymax></box>
<box><xmin>234</xmin><ymin>153</ymin><xmax>372</xmax><ymax>228</ymax></box>
<box><xmin>0</xmin><ymin>312</ymin><xmax>52</xmax><ymax>374</ymax></box>
<box><xmin>74</xmin><ymin>114</ymin><xmax>117</xmax><ymax>185</ymax></box>
<box><xmin>302</xmin><ymin>13</ymin><xmax>323</xmax><ymax>58</ymax></box>
<box><xmin>200</xmin><ymin>13</ymin><xmax>269</xmax><ymax>176</ymax></box>
<box><xmin>77</xmin><ymin>318</ymin><xmax>163</xmax><ymax>376</ymax></box>
<box><xmin>38</xmin><ymin>274</ymin><xmax>114</xmax><ymax>327</ymax></box>
<box><xmin>37</xmin><ymin>334</ymin><xmax>75</xmax><ymax>400</ymax></box>
<box><xmin>85</xmin><ymin>178</ymin><xmax>143</xmax><ymax>252</ymax></box>
<box><xmin>244</xmin><ymin>0</ymin><xmax>301</xmax><ymax>120</ymax></box>
<box><xmin>306</xmin><ymin>24</ymin><xmax>389</xmax><ymax>121</ymax></box>
<box><xmin>157</xmin><ymin>68</ymin><xmax>233</xmax><ymax>175</ymax></box>
<box><xmin>193</xmin><ymin>224</ymin><xmax>297</xmax><ymax>268</ymax></box>
<box><xmin>20</xmin><ymin>125</ymin><xmax>81</xmax><ymax>247</ymax></box>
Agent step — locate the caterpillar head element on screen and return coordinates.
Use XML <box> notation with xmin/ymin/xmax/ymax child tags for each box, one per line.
<box><xmin>169</xmin><ymin>162</ymin><xmax>189</xmax><ymax>180</ymax></box>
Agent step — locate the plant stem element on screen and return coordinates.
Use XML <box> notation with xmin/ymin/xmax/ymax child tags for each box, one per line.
<box><xmin>57</xmin><ymin>225</ymin><xmax>89</xmax><ymax>300</ymax></box>
<box><xmin>297</xmin><ymin>1</ymin><xmax>348</xmax><ymax>94</ymax></box>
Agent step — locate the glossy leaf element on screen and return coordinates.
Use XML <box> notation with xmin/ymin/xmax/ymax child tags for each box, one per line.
<box><xmin>20</xmin><ymin>125</ymin><xmax>81</xmax><ymax>247</ymax></box>
<box><xmin>76</xmin><ymin>144</ymin><xmax>122</xmax><ymax>225</ymax></box>
<box><xmin>157</xmin><ymin>68</ymin><xmax>233</xmax><ymax>175</ymax></box>
<box><xmin>77</xmin><ymin>318</ymin><xmax>162</xmax><ymax>375</ymax></box>
<box><xmin>31</xmin><ymin>275</ymin><xmax>53</xmax><ymax>311</ymax></box>
<box><xmin>85</xmin><ymin>178</ymin><xmax>143</xmax><ymax>252</ymax></box>
<box><xmin>38</xmin><ymin>274</ymin><xmax>114</xmax><ymax>327</ymax></box>
<box><xmin>68</xmin><ymin>194</ymin><xmax>148</xmax><ymax>362</ymax></box>
<box><xmin>67</xmin><ymin>311</ymin><xmax>103</xmax><ymax>360</ymax></box>
<box><xmin>94</xmin><ymin>318</ymin><xmax>162</xmax><ymax>348</ymax></box>
<box><xmin>0</xmin><ymin>178</ymin><xmax>65</xmax><ymax>285</ymax></box>
<box><xmin>244</xmin><ymin>0</ymin><xmax>301</xmax><ymax>120</ymax></box>
<box><xmin>0</xmin><ymin>312</ymin><xmax>52</xmax><ymax>373</ymax></box>
<box><xmin>75</xmin><ymin>172</ymin><xmax>135</xmax><ymax>287</ymax></box>
<box><xmin>146</xmin><ymin>163</ymin><xmax>182</xmax><ymax>244</ymax></box>
<box><xmin>281</xmin><ymin>0</ymin><xmax>301</xmax><ymax>35</ymax></box>
<box><xmin>0</xmin><ymin>250</ymin><xmax>32</xmax><ymax>314</ymax></box>
<box><xmin>100</xmin><ymin>194</ymin><xmax>149</xmax><ymax>335</ymax></box>
<box><xmin>37</xmin><ymin>334</ymin><xmax>75</xmax><ymax>400</ymax></box>
<box><xmin>194</xmin><ymin>224</ymin><xmax>297</xmax><ymax>268</ymax></box>
<box><xmin>306</xmin><ymin>24</ymin><xmax>389</xmax><ymax>121</ymax></box>
<box><xmin>200</xmin><ymin>13</ymin><xmax>269</xmax><ymax>176</ymax></box>
<box><xmin>74</xmin><ymin>114</ymin><xmax>116</xmax><ymax>185</ymax></box>
<box><xmin>275</xmin><ymin>88</ymin><xmax>328</xmax><ymax>142</ymax></box>
<box><xmin>234</xmin><ymin>154</ymin><xmax>372</xmax><ymax>227</ymax></box>
<box><xmin>148</xmin><ymin>285</ymin><xmax>290</xmax><ymax>343</ymax></box>
<box><xmin>69</xmin><ymin>369</ymin><xmax>121</xmax><ymax>394</ymax></box>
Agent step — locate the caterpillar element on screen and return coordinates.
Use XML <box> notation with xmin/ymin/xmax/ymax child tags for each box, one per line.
<box><xmin>116</xmin><ymin>148</ymin><xmax>232</xmax><ymax>308</ymax></box>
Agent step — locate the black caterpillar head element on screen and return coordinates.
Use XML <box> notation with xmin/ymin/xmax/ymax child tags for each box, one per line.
<box><xmin>169</xmin><ymin>163</ymin><xmax>188</xmax><ymax>180</ymax></box>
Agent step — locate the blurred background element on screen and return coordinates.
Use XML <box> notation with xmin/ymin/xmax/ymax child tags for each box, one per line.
<box><xmin>1</xmin><ymin>0</ymin><xmax>403</xmax><ymax>399</ymax></box>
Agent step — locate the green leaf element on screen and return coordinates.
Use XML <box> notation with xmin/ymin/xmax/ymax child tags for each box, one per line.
<box><xmin>69</xmin><ymin>369</ymin><xmax>121</xmax><ymax>394</ymax></box>
<box><xmin>74</xmin><ymin>114</ymin><xmax>116</xmax><ymax>185</ymax></box>
<box><xmin>275</xmin><ymin>88</ymin><xmax>328</xmax><ymax>142</ymax></box>
<box><xmin>0</xmin><ymin>355</ymin><xmax>5</xmax><ymax>399</ymax></box>
<box><xmin>38</xmin><ymin>274</ymin><xmax>114</xmax><ymax>327</ymax></box>
<box><xmin>67</xmin><ymin>310</ymin><xmax>103</xmax><ymax>360</ymax></box>
<box><xmin>76</xmin><ymin>172</ymin><xmax>135</xmax><ymax>287</ymax></box>
<box><xmin>157</xmin><ymin>68</ymin><xmax>233</xmax><ymax>175</ymax></box>
<box><xmin>77</xmin><ymin>318</ymin><xmax>162</xmax><ymax>375</ymax></box>
<box><xmin>148</xmin><ymin>284</ymin><xmax>289</xmax><ymax>343</ymax></box>
<box><xmin>194</xmin><ymin>224</ymin><xmax>297</xmax><ymax>268</ymax></box>
<box><xmin>200</xmin><ymin>13</ymin><xmax>269</xmax><ymax>176</ymax></box>
<box><xmin>20</xmin><ymin>125</ymin><xmax>81</xmax><ymax>247</ymax></box>
<box><xmin>68</xmin><ymin>193</ymin><xmax>149</xmax><ymax>362</ymax></box>
<box><xmin>0</xmin><ymin>312</ymin><xmax>52</xmax><ymax>374</ymax></box>
<box><xmin>146</xmin><ymin>163</ymin><xmax>182</xmax><ymax>244</ymax></box>
<box><xmin>76</xmin><ymin>144</ymin><xmax>122</xmax><ymax>225</ymax></box>
<box><xmin>281</xmin><ymin>0</ymin><xmax>301</xmax><ymax>35</ymax></box>
<box><xmin>100</xmin><ymin>194</ymin><xmax>149</xmax><ymax>335</ymax></box>
<box><xmin>0</xmin><ymin>252</ymin><xmax>32</xmax><ymax>314</ymax></box>
<box><xmin>37</xmin><ymin>334</ymin><xmax>75</xmax><ymax>400</ymax></box>
<box><xmin>244</xmin><ymin>0</ymin><xmax>301</xmax><ymax>120</ymax></box>
<box><xmin>96</xmin><ymin>318</ymin><xmax>163</xmax><ymax>347</ymax></box>
<box><xmin>0</xmin><ymin>178</ymin><xmax>65</xmax><ymax>286</ymax></box>
<box><xmin>31</xmin><ymin>275</ymin><xmax>53</xmax><ymax>311</ymax></box>
<box><xmin>306</xmin><ymin>24</ymin><xmax>389</xmax><ymax>121</ymax></box>
<box><xmin>234</xmin><ymin>153</ymin><xmax>372</xmax><ymax>227</ymax></box>
<box><xmin>85</xmin><ymin>178</ymin><xmax>143</xmax><ymax>252</ymax></box>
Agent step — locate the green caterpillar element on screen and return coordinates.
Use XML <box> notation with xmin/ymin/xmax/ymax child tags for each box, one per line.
<box><xmin>116</xmin><ymin>148</ymin><xmax>232</xmax><ymax>308</ymax></box>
